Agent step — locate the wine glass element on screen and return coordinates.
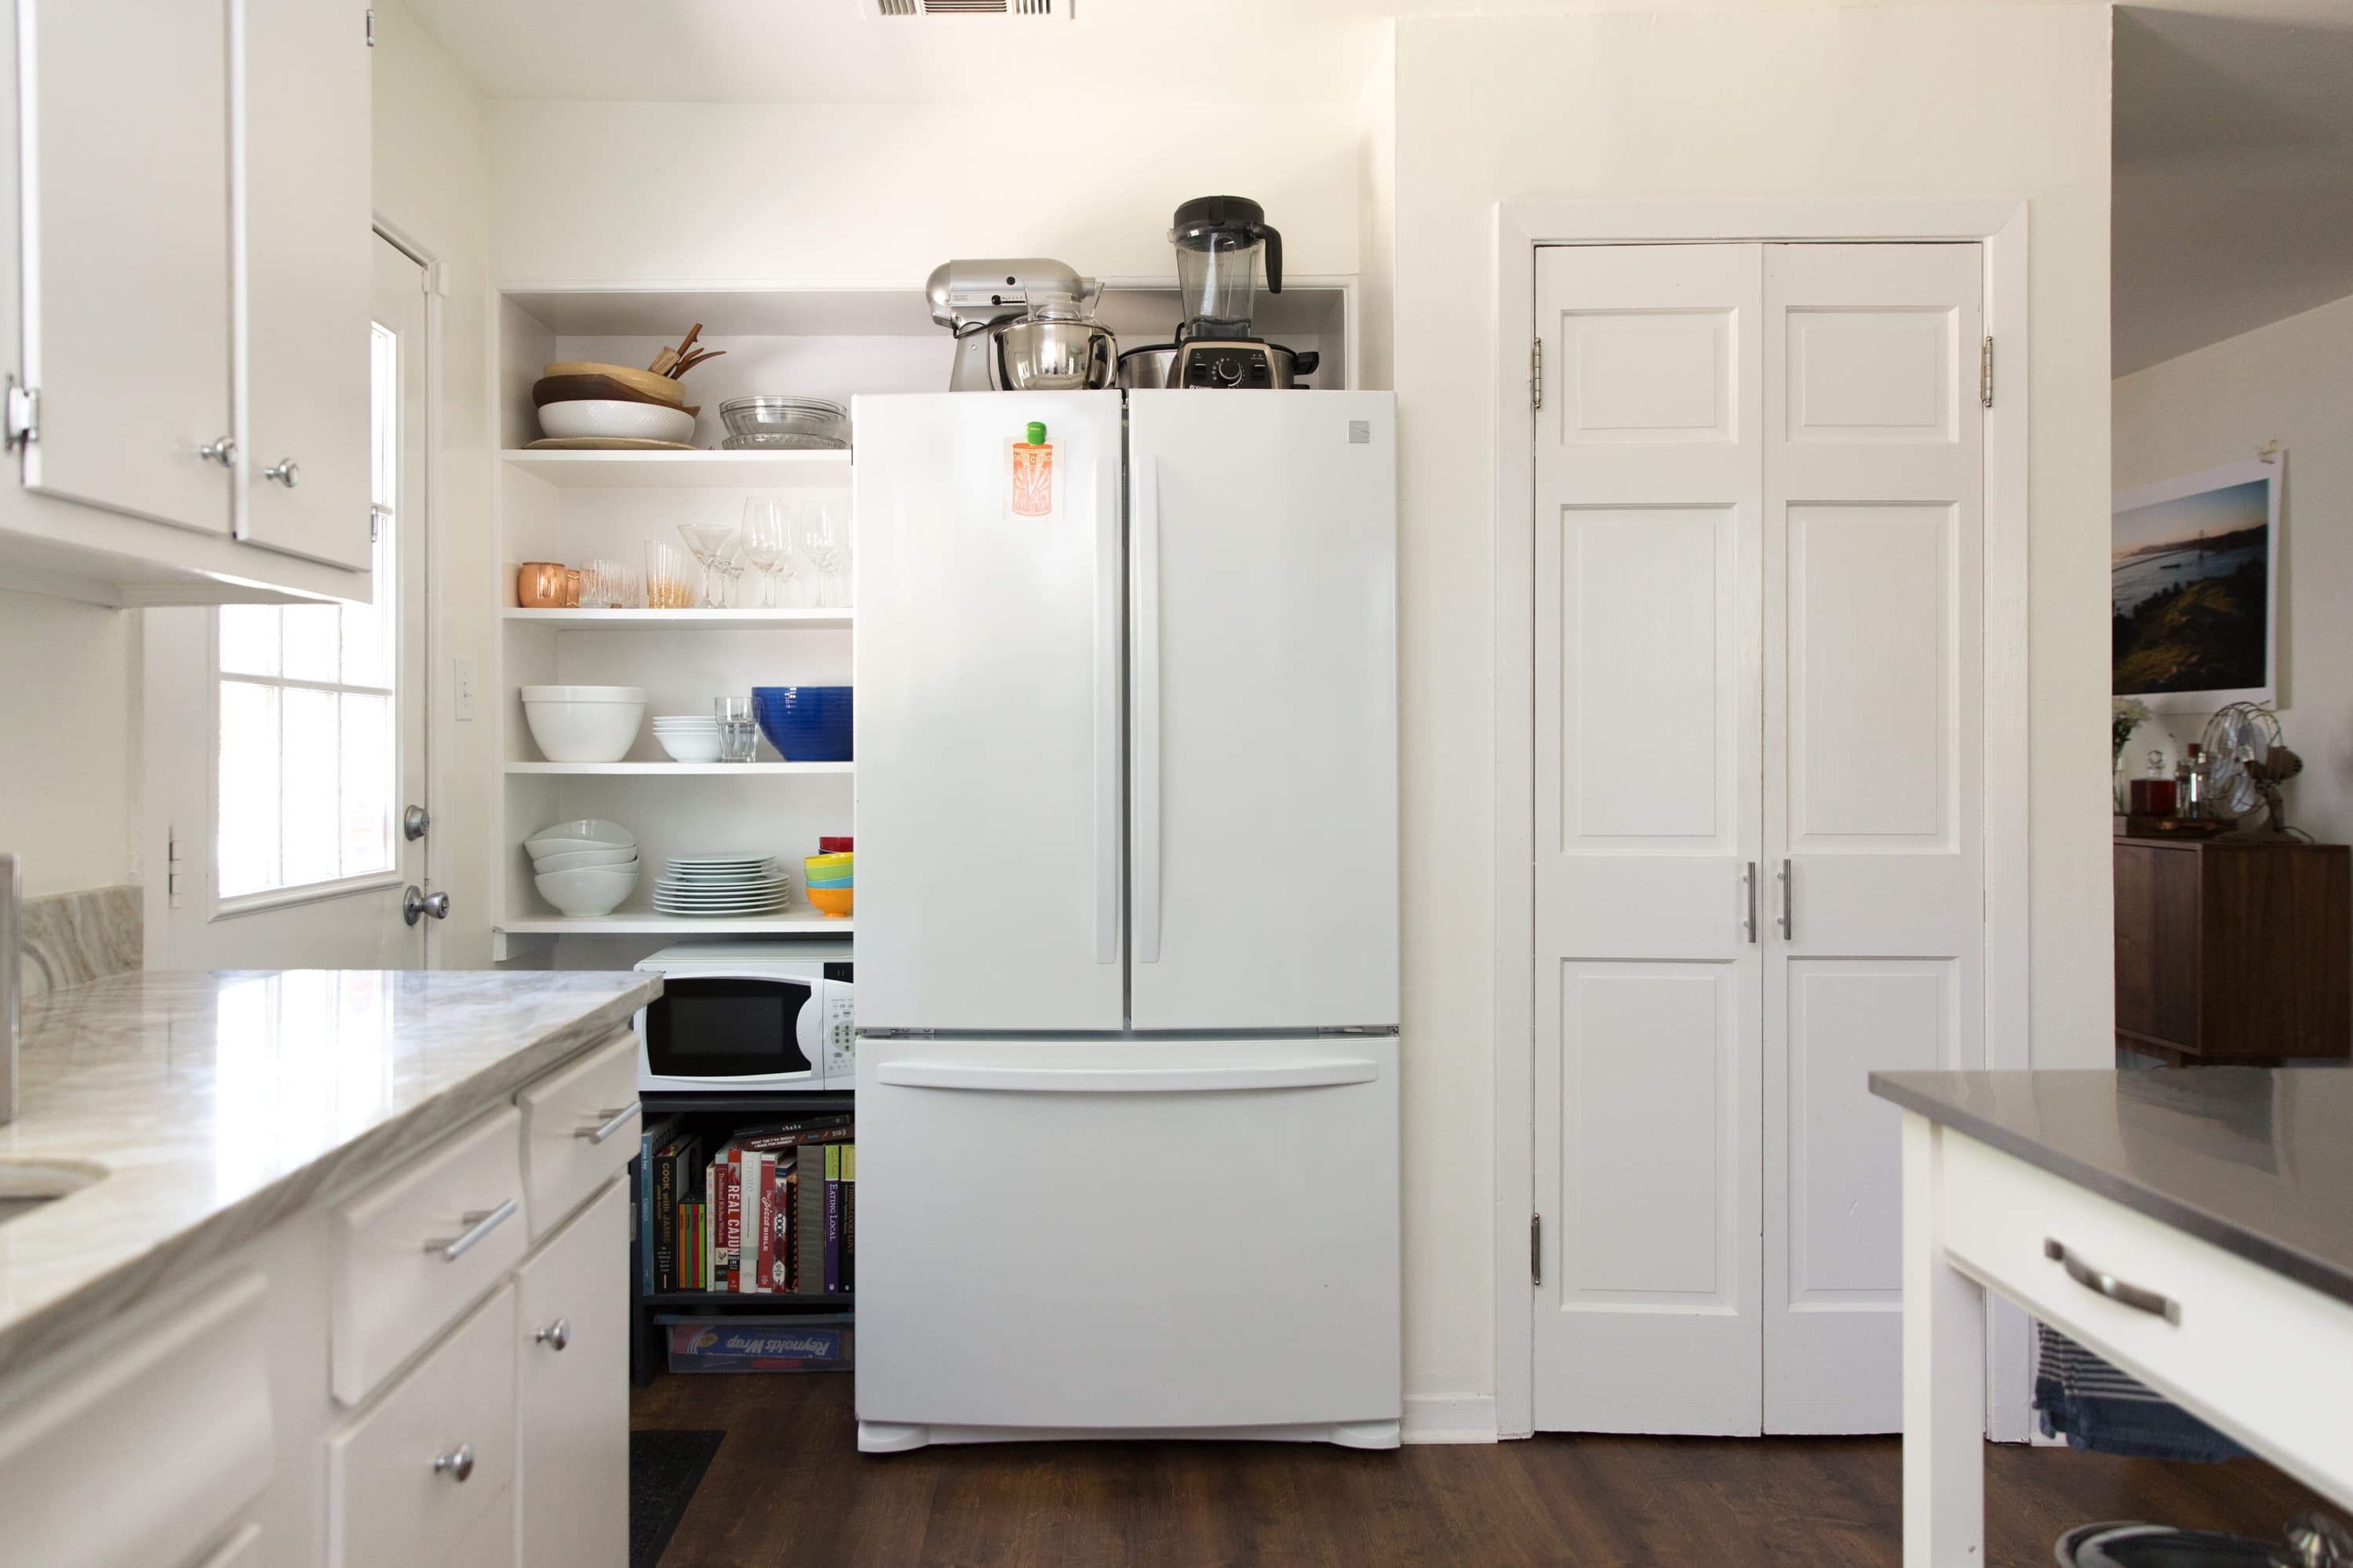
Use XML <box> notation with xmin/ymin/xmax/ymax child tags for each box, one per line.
<box><xmin>795</xmin><ymin>503</ymin><xmax>847</xmax><ymax>609</ymax></box>
<box><xmin>678</xmin><ymin>522</ymin><xmax>736</xmax><ymax>610</ymax></box>
<box><xmin>741</xmin><ymin>499</ymin><xmax>793</xmax><ymax>609</ymax></box>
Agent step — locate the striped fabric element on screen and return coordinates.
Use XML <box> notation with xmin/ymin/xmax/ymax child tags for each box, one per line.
<box><xmin>2034</xmin><ymin>1322</ymin><xmax>2248</xmax><ymax>1463</ymax></box>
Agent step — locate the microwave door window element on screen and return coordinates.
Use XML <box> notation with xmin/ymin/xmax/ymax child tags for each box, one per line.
<box><xmin>647</xmin><ymin>977</ymin><xmax>818</xmax><ymax>1079</ymax></box>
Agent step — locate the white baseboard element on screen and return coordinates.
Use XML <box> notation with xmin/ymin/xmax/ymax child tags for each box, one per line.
<box><xmin>1401</xmin><ymin>1394</ymin><xmax>1499</xmax><ymax>1444</ymax></box>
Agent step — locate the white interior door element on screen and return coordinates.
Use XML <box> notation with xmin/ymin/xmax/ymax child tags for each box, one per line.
<box><xmin>1760</xmin><ymin>242</ymin><xmax>1985</xmax><ymax>1432</ymax></box>
<box><xmin>851</xmin><ymin>391</ymin><xmax>1124</xmax><ymax>1033</ymax></box>
<box><xmin>145</xmin><ymin>235</ymin><xmax>432</xmax><ymax>968</ymax></box>
<box><xmin>19</xmin><ymin>0</ymin><xmax>233</xmax><ymax>533</ymax></box>
<box><xmin>1125</xmin><ymin>391</ymin><xmax>1398</xmax><ymax>1032</ymax></box>
<box><xmin>1530</xmin><ymin>244</ymin><xmax>1765</xmax><ymax>1435</ymax></box>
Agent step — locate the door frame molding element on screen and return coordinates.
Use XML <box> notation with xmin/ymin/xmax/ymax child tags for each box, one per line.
<box><xmin>1492</xmin><ymin>199</ymin><xmax>2032</xmax><ymax>1441</ymax></box>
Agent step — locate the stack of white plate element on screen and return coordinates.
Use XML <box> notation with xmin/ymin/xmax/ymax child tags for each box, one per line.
<box><xmin>652</xmin><ymin>714</ymin><xmax>722</xmax><ymax>762</ymax></box>
<box><xmin>654</xmin><ymin>853</ymin><xmax>790</xmax><ymax>917</ymax></box>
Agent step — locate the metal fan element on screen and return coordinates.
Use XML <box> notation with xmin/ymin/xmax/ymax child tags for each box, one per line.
<box><xmin>2200</xmin><ymin>702</ymin><xmax>2302</xmax><ymax>835</ymax></box>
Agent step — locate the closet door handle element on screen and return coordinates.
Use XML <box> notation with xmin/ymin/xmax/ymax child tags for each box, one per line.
<box><xmin>1132</xmin><ymin>456</ymin><xmax>1164</xmax><ymax>966</ymax></box>
<box><xmin>1776</xmin><ymin>859</ymin><xmax>1794</xmax><ymax>940</ymax></box>
<box><xmin>1743</xmin><ymin>862</ymin><xmax>1757</xmax><ymax>943</ymax></box>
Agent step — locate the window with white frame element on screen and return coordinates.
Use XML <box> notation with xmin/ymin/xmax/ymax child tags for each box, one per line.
<box><xmin>213</xmin><ymin>322</ymin><xmax>400</xmax><ymax>901</ymax></box>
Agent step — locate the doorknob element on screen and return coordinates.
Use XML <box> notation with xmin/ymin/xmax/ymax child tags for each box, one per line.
<box><xmin>403</xmin><ymin>804</ymin><xmax>430</xmax><ymax>842</ymax></box>
<box><xmin>402</xmin><ymin>886</ymin><xmax>450</xmax><ymax>926</ymax></box>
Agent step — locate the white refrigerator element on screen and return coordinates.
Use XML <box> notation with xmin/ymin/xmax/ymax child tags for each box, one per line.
<box><xmin>851</xmin><ymin>389</ymin><xmax>1401</xmax><ymax>1451</ymax></box>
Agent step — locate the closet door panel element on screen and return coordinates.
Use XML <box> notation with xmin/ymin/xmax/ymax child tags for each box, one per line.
<box><xmin>1762</xmin><ymin>243</ymin><xmax>1985</xmax><ymax>1435</ymax></box>
<box><xmin>1531</xmin><ymin>242</ymin><xmax>1764</xmax><ymax>1436</ymax></box>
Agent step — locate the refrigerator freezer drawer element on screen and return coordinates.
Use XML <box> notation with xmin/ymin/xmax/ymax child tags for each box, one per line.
<box><xmin>854</xmin><ymin>1035</ymin><xmax>1401</xmax><ymax>1439</ymax></box>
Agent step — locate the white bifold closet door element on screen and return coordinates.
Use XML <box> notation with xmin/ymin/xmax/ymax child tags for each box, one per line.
<box><xmin>1531</xmin><ymin>241</ymin><xmax>1984</xmax><ymax>1437</ymax></box>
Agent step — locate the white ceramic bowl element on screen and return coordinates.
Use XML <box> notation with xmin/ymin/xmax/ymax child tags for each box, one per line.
<box><xmin>520</xmin><ymin>685</ymin><xmax>647</xmax><ymax>763</ymax></box>
<box><xmin>534</xmin><ymin>864</ymin><xmax>639</xmax><ymax>918</ymax></box>
<box><xmin>656</xmin><ymin>730</ymin><xmax>726</xmax><ymax>763</ymax></box>
<box><xmin>525</xmin><ymin>818</ymin><xmax>633</xmax><ymax>850</ymax></box>
<box><xmin>532</xmin><ymin>846</ymin><xmax>640</xmax><ymax>874</ymax></box>
<box><xmin>536</xmin><ymin>398</ymin><xmax>696</xmax><ymax>444</ymax></box>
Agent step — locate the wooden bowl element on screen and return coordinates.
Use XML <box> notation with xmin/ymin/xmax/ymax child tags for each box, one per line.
<box><xmin>534</xmin><ymin>373</ymin><xmax>697</xmax><ymax>415</ymax></box>
<box><xmin>541</xmin><ymin>362</ymin><xmax>685</xmax><ymax>406</ymax></box>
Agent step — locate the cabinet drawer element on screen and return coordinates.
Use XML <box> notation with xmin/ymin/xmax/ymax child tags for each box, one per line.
<box><xmin>329</xmin><ymin>1284</ymin><xmax>518</xmax><ymax>1568</ymax></box>
<box><xmin>331</xmin><ymin>1108</ymin><xmax>528</xmax><ymax>1406</ymax></box>
<box><xmin>516</xmin><ymin>1179</ymin><xmax>629</xmax><ymax>1568</ymax></box>
<box><xmin>515</xmin><ymin>1034</ymin><xmax>639</xmax><ymax>1242</ymax></box>
<box><xmin>1938</xmin><ymin>1130</ymin><xmax>2353</xmax><ymax>1502</ymax></box>
<box><xmin>0</xmin><ymin>1269</ymin><xmax>271</xmax><ymax>1568</ymax></box>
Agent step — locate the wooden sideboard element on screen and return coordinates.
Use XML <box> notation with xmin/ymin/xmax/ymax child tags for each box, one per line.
<box><xmin>2114</xmin><ymin>838</ymin><xmax>2351</xmax><ymax>1064</ymax></box>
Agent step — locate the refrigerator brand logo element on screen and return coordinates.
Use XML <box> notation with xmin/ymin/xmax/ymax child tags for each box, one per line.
<box><xmin>1348</xmin><ymin>420</ymin><xmax>1371</xmax><ymax>445</ymax></box>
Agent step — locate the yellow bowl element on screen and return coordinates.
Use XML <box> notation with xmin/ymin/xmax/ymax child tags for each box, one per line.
<box><xmin>803</xmin><ymin>852</ymin><xmax>854</xmax><ymax>874</ymax></box>
<box><xmin>805</xmin><ymin>886</ymin><xmax>854</xmax><ymax>919</ymax></box>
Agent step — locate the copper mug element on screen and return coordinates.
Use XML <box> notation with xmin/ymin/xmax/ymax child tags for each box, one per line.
<box><xmin>518</xmin><ymin>562</ymin><xmax>568</xmax><ymax>609</ymax></box>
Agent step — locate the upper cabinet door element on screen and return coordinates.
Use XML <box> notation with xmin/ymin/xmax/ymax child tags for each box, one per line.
<box><xmin>238</xmin><ymin>0</ymin><xmax>372</xmax><ymax>570</ymax></box>
<box><xmin>18</xmin><ymin>0</ymin><xmax>233</xmax><ymax>534</ymax></box>
<box><xmin>1127</xmin><ymin>391</ymin><xmax>1400</xmax><ymax>1031</ymax></box>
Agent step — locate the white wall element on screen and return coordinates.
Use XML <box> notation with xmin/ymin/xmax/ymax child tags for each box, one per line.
<box><xmin>0</xmin><ymin>590</ymin><xmax>137</xmax><ymax>895</ymax></box>
<box><xmin>1386</xmin><ymin>5</ymin><xmax>2113</xmax><ymax>1413</ymax></box>
<box><xmin>2114</xmin><ymin>289</ymin><xmax>2353</xmax><ymax>846</ymax></box>
<box><xmin>486</xmin><ymin>100</ymin><xmax>1362</xmax><ymax>286</ymax></box>
<box><xmin>374</xmin><ymin>1</ymin><xmax>497</xmax><ymax>966</ymax></box>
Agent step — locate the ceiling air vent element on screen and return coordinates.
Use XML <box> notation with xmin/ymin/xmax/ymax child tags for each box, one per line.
<box><xmin>863</xmin><ymin>0</ymin><xmax>1069</xmax><ymax>17</ymax></box>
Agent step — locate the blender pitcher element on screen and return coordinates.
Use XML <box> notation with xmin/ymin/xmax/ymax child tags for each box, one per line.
<box><xmin>1170</xmin><ymin>195</ymin><xmax>1282</xmax><ymax>342</ymax></box>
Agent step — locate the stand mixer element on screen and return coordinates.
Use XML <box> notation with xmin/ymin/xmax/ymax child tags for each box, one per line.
<box><xmin>925</xmin><ymin>259</ymin><xmax>1112</xmax><ymax>391</ymax></box>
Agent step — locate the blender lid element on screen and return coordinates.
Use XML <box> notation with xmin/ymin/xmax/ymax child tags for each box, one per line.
<box><xmin>1171</xmin><ymin>195</ymin><xmax>1266</xmax><ymax>241</ymax></box>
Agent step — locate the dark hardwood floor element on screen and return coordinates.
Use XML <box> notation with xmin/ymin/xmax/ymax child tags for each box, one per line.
<box><xmin>635</xmin><ymin>1372</ymin><xmax>2332</xmax><ymax>1567</ymax></box>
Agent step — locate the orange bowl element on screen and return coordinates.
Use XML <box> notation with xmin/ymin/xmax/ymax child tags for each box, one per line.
<box><xmin>805</xmin><ymin>885</ymin><xmax>854</xmax><ymax>919</ymax></box>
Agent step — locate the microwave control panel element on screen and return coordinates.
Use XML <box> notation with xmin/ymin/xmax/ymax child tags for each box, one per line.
<box><xmin>823</xmin><ymin>991</ymin><xmax>857</xmax><ymax>1080</ymax></box>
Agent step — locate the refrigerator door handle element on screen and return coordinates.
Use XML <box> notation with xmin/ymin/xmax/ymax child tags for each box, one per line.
<box><xmin>1133</xmin><ymin>454</ymin><xmax>1164</xmax><ymax>965</ymax></box>
<box><xmin>1094</xmin><ymin>445</ymin><xmax>1120</xmax><ymax>965</ymax></box>
<box><xmin>875</xmin><ymin>1058</ymin><xmax>1379</xmax><ymax>1093</ymax></box>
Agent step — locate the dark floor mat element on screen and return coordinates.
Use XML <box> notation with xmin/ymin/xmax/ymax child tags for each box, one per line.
<box><xmin>632</xmin><ymin>1428</ymin><xmax>727</xmax><ymax>1568</ymax></box>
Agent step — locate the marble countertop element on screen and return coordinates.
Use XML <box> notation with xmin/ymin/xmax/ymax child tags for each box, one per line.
<box><xmin>0</xmin><ymin>968</ymin><xmax>661</xmax><ymax>1381</ymax></box>
<box><xmin>1872</xmin><ymin>1067</ymin><xmax>2353</xmax><ymax>1307</ymax></box>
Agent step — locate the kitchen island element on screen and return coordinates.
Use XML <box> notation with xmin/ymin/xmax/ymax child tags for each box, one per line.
<box><xmin>1873</xmin><ymin>1067</ymin><xmax>2353</xmax><ymax>1567</ymax></box>
<box><xmin>0</xmin><ymin>966</ymin><xmax>659</xmax><ymax>1568</ymax></box>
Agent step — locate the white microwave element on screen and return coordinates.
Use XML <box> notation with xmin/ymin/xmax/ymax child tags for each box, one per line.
<box><xmin>634</xmin><ymin>939</ymin><xmax>855</xmax><ymax>1093</ymax></box>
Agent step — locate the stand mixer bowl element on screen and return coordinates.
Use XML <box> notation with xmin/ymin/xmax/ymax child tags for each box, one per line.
<box><xmin>988</xmin><ymin>314</ymin><xmax>1117</xmax><ymax>391</ymax></box>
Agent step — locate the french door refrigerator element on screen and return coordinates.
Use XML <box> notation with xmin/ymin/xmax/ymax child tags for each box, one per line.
<box><xmin>851</xmin><ymin>388</ymin><xmax>1401</xmax><ymax>1451</ymax></box>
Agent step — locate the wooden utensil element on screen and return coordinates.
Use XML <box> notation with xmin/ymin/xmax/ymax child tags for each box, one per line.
<box><xmin>670</xmin><ymin>348</ymin><xmax>727</xmax><ymax>378</ymax></box>
<box><xmin>647</xmin><ymin>322</ymin><xmax>705</xmax><ymax>377</ymax></box>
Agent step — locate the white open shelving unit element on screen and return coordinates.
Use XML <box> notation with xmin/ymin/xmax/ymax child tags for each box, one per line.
<box><xmin>490</xmin><ymin>279</ymin><xmax>1353</xmax><ymax>964</ymax></box>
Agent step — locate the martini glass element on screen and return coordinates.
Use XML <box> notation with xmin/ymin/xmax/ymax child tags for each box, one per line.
<box><xmin>678</xmin><ymin>522</ymin><xmax>737</xmax><ymax>610</ymax></box>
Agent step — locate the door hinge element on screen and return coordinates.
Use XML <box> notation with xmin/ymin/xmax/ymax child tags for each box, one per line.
<box><xmin>166</xmin><ymin>829</ymin><xmax>185</xmax><ymax>909</ymax></box>
<box><xmin>1531</xmin><ymin>1213</ymin><xmax>1543</xmax><ymax>1286</ymax></box>
<box><xmin>1980</xmin><ymin>337</ymin><xmax>1994</xmax><ymax>409</ymax></box>
<box><xmin>1530</xmin><ymin>338</ymin><xmax>1544</xmax><ymax>411</ymax></box>
<box><xmin>370</xmin><ymin>502</ymin><xmax>390</xmax><ymax>543</ymax></box>
<box><xmin>365</xmin><ymin>6</ymin><xmax>375</xmax><ymax>45</ymax></box>
<box><xmin>5</xmin><ymin>380</ymin><xmax>38</xmax><ymax>449</ymax></box>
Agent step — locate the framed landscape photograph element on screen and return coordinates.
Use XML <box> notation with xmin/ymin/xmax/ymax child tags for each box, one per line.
<box><xmin>2112</xmin><ymin>456</ymin><xmax>2279</xmax><ymax>712</ymax></box>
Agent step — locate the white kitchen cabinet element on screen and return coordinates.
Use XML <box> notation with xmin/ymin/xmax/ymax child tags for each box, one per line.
<box><xmin>515</xmin><ymin>1179</ymin><xmax>629</xmax><ymax>1568</ymax></box>
<box><xmin>239</xmin><ymin>0</ymin><xmax>373</xmax><ymax>571</ymax></box>
<box><xmin>0</xmin><ymin>0</ymin><xmax>374</xmax><ymax>604</ymax></box>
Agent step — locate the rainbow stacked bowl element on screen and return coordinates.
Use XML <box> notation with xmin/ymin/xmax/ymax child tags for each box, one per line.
<box><xmin>803</xmin><ymin>851</ymin><xmax>853</xmax><ymax>919</ymax></box>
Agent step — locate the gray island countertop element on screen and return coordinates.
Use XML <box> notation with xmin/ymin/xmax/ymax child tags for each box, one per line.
<box><xmin>0</xmin><ymin>968</ymin><xmax>660</xmax><ymax>1381</ymax></box>
<box><xmin>1872</xmin><ymin>1067</ymin><xmax>2353</xmax><ymax>1308</ymax></box>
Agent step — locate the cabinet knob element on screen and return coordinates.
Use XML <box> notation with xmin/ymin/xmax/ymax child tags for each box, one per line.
<box><xmin>198</xmin><ymin>436</ymin><xmax>237</xmax><ymax>467</ymax></box>
<box><xmin>260</xmin><ymin>457</ymin><xmax>300</xmax><ymax>488</ymax></box>
<box><xmin>535</xmin><ymin>1316</ymin><xmax>571</xmax><ymax>1352</ymax></box>
<box><xmin>432</xmin><ymin>1442</ymin><xmax>475</xmax><ymax>1483</ymax></box>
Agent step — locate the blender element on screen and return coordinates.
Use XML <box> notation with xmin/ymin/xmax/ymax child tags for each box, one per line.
<box><xmin>1132</xmin><ymin>196</ymin><xmax>1320</xmax><ymax>390</ymax></box>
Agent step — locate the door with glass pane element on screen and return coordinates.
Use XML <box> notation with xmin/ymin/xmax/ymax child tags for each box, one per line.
<box><xmin>145</xmin><ymin>233</ymin><xmax>432</xmax><ymax>967</ymax></box>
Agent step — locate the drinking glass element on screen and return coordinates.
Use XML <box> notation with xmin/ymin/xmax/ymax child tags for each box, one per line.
<box><xmin>579</xmin><ymin>557</ymin><xmax>624</xmax><ymax>609</ymax></box>
<box><xmin>643</xmin><ymin>540</ymin><xmax>691</xmax><ymax>609</ymax></box>
<box><xmin>678</xmin><ymin>522</ymin><xmax>738</xmax><ymax>610</ymax></box>
<box><xmin>741</xmin><ymin>499</ymin><xmax>793</xmax><ymax>609</ymax></box>
<box><xmin>795</xmin><ymin>503</ymin><xmax>847</xmax><ymax>609</ymax></box>
<box><xmin>715</xmin><ymin>697</ymin><xmax>758</xmax><ymax>763</ymax></box>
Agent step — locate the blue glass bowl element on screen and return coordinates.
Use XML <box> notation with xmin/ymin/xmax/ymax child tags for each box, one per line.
<box><xmin>751</xmin><ymin>686</ymin><xmax>852</xmax><ymax>762</ymax></box>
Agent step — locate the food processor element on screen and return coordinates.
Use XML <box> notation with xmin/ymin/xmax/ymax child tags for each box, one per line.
<box><xmin>1140</xmin><ymin>196</ymin><xmax>1319</xmax><ymax>390</ymax></box>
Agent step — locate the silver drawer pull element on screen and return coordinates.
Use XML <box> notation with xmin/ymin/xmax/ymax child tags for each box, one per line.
<box><xmin>535</xmin><ymin>1317</ymin><xmax>570</xmax><ymax>1352</ymax></box>
<box><xmin>2045</xmin><ymin>1237</ymin><xmax>2181</xmax><ymax>1324</ymax></box>
<box><xmin>425</xmin><ymin>1199</ymin><xmax>517</xmax><ymax>1262</ymax></box>
<box><xmin>575</xmin><ymin>1103</ymin><xmax>640</xmax><ymax>1144</ymax></box>
<box><xmin>432</xmin><ymin>1442</ymin><xmax>475</xmax><ymax>1483</ymax></box>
